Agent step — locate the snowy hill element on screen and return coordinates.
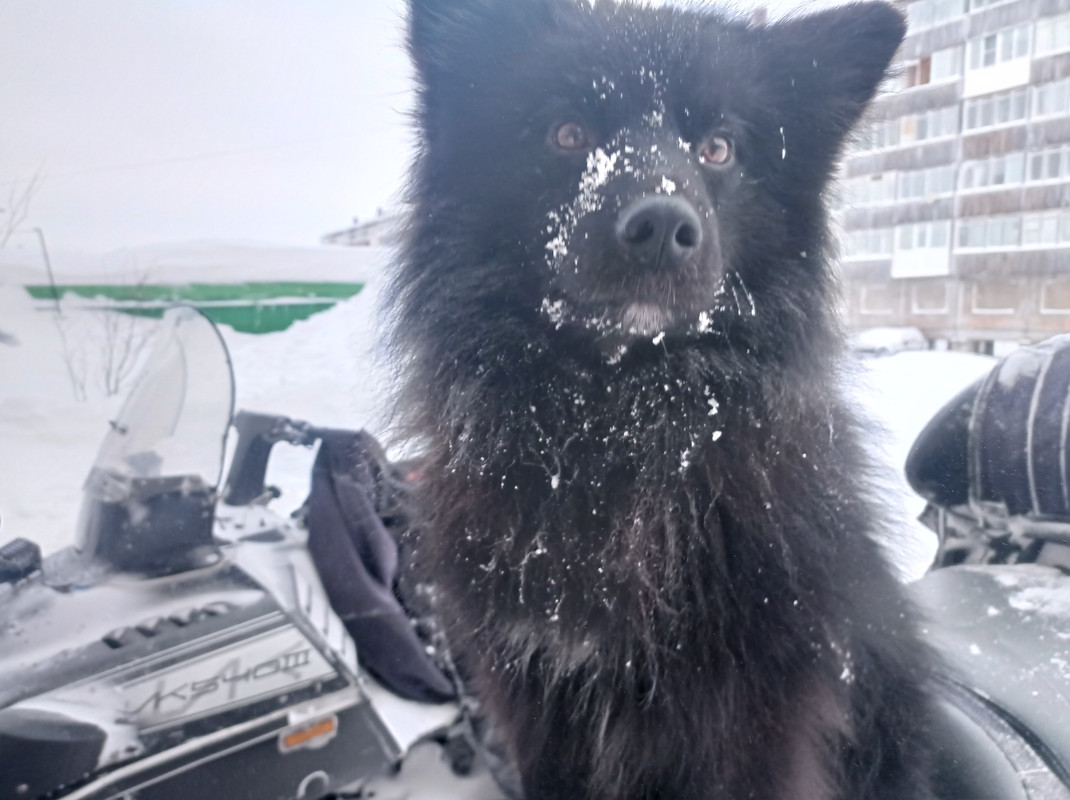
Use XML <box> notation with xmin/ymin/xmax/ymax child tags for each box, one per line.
<box><xmin>1</xmin><ymin>239</ymin><xmax>392</xmax><ymax>286</ymax></box>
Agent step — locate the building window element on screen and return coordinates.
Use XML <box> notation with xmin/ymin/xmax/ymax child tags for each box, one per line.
<box><xmin>850</xmin><ymin>124</ymin><xmax>889</xmax><ymax>155</ymax></box>
<box><xmin>1021</xmin><ymin>209</ymin><xmax>1070</xmax><ymax>246</ymax></box>
<box><xmin>900</xmin><ymin>171</ymin><xmax>926</xmax><ymax>200</ymax></box>
<box><xmin>860</xmin><ymin>285</ymin><xmax>895</xmax><ymax>315</ymax></box>
<box><xmin>1033</xmin><ymin>77</ymin><xmax>1070</xmax><ymax>119</ymax></box>
<box><xmin>842</xmin><ymin>173</ymin><xmax>898</xmax><ymax>207</ymax></box>
<box><xmin>876</xmin><ymin>119</ymin><xmax>903</xmax><ymax>148</ymax></box>
<box><xmin>960</xmin><ymin>152</ymin><xmax>1025</xmax><ymax>191</ymax></box>
<box><xmin>1027</xmin><ymin>144</ymin><xmax>1070</xmax><ymax>182</ymax></box>
<box><xmin>860</xmin><ymin>121</ymin><xmax>898</xmax><ymax>151</ymax></box>
<box><xmin>989</xmin><ymin>216</ymin><xmax>1021</xmax><ymax>248</ymax></box>
<box><xmin>931</xmin><ymin>46</ymin><xmax>963</xmax><ymax>82</ymax></box>
<box><xmin>899</xmin><ymin>221</ymin><xmax>952</xmax><ymax>250</ymax></box>
<box><xmin>911</xmin><ymin>282</ymin><xmax>950</xmax><ymax>314</ymax></box>
<box><xmin>893</xmin><ymin>221</ymin><xmax>952</xmax><ymax>277</ymax></box>
<box><xmin>899</xmin><ymin>165</ymin><xmax>956</xmax><ymax>200</ymax></box>
<box><xmin>1041</xmin><ymin>280</ymin><xmax>1070</xmax><ymax>313</ymax></box>
<box><xmin>971</xmin><ymin>281</ymin><xmax>1018</xmax><ymax>314</ymax></box>
<box><xmin>964</xmin><ymin>87</ymin><xmax>1028</xmax><ymax>130</ymax></box>
<box><xmin>908</xmin><ymin>0</ymin><xmax>966</xmax><ymax>31</ymax></box>
<box><xmin>852</xmin><ymin>106</ymin><xmax>959</xmax><ymax>154</ymax></box>
<box><xmin>898</xmin><ymin>58</ymin><xmax>932</xmax><ymax>91</ymax></box>
<box><xmin>956</xmin><ymin>214</ymin><xmax>1021</xmax><ymax>250</ymax></box>
<box><xmin>970</xmin><ymin>0</ymin><xmax>1013</xmax><ymax>10</ymax></box>
<box><xmin>898</xmin><ymin>46</ymin><xmax>962</xmax><ymax>90</ymax></box>
<box><xmin>957</xmin><ymin>218</ymin><xmax>986</xmax><ymax>248</ymax></box>
<box><xmin>904</xmin><ymin>106</ymin><xmax>960</xmax><ymax>143</ymax></box>
<box><xmin>967</xmin><ymin>24</ymin><xmax>1030</xmax><ymax>70</ymax></box>
<box><xmin>844</xmin><ymin>227</ymin><xmax>895</xmax><ymax>260</ymax></box>
<box><xmin>1035</xmin><ymin>13</ymin><xmax>1070</xmax><ymax>57</ymax></box>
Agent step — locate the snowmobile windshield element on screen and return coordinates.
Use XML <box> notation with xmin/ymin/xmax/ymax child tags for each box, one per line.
<box><xmin>86</xmin><ymin>306</ymin><xmax>234</xmax><ymax>496</ymax></box>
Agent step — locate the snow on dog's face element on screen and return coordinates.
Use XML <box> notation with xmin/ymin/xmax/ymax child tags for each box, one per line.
<box><xmin>405</xmin><ymin>0</ymin><xmax>905</xmax><ymax>359</ymax></box>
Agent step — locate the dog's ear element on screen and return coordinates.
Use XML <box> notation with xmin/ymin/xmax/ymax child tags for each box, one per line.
<box><xmin>755</xmin><ymin>2</ymin><xmax>906</xmax><ymax>141</ymax></box>
<box><xmin>408</xmin><ymin>0</ymin><xmax>567</xmax><ymax>87</ymax></box>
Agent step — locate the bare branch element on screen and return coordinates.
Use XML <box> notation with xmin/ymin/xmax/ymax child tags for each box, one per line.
<box><xmin>0</xmin><ymin>171</ymin><xmax>43</xmax><ymax>250</ymax></box>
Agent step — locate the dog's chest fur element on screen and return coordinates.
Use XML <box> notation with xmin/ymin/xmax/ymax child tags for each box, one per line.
<box><xmin>422</xmin><ymin>347</ymin><xmax>862</xmax><ymax>671</ymax></box>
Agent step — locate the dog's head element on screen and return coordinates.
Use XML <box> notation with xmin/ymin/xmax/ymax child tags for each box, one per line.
<box><xmin>403</xmin><ymin>0</ymin><xmax>905</xmax><ymax>359</ymax></box>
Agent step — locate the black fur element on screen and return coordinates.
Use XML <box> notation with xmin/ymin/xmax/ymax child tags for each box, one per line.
<box><xmin>389</xmin><ymin>2</ymin><xmax>935</xmax><ymax>798</ymax></box>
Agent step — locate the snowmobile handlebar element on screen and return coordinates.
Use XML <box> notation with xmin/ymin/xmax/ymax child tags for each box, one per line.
<box><xmin>222</xmin><ymin>411</ymin><xmax>318</xmax><ymax>506</ymax></box>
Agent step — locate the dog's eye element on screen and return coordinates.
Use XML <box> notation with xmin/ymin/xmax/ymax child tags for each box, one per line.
<box><xmin>553</xmin><ymin>121</ymin><xmax>591</xmax><ymax>151</ymax></box>
<box><xmin>699</xmin><ymin>135</ymin><xmax>733</xmax><ymax>167</ymax></box>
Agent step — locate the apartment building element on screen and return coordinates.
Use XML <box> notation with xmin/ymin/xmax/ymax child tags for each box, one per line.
<box><xmin>322</xmin><ymin>208</ymin><xmax>400</xmax><ymax>248</ymax></box>
<box><xmin>838</xmin><ymin>0</ymin><xmax>1070</xmax><ymax>350</ymax></box>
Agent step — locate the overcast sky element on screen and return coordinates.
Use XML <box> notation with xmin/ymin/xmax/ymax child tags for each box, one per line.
<box><xmin>1</xmin><ymin>0</ymin><xmax>412</xmax><ymax>254</ymax></box>
<box><xmin>1</xmin><ymin>0</ymin><xmax>814</xmax><ymax>257</ymax></box>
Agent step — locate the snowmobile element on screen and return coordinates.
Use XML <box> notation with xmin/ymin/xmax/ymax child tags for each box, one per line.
<box><xmin>0</xmin><ymin>308</ymin><xmax>464</xmax><ymax>800</ymax></box>
<box><xmin>2</xmin><ymin>304</ymin><xmax>1070</xmax><ymax>800</ymax></box>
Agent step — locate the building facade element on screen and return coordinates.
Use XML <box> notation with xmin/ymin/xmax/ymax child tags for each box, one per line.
<box><xmin>322</xmin><ymin>208</ymin><xmax>400</xmax><ymax>248</ymax></box>
<box><xmin>838</xmin><ymin>0</ymin><xmax>1070</xmax><ymax>350</ymax></box>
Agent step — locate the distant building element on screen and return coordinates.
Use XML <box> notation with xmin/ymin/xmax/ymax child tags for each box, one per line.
<box><xmin>838</xmin><ymin>0</ymin><xmax>1070</xmax><ymax>352</ymax></box>
<box><xmin>322</xmin><ymin>208</ymin><xmax>400</xmax><ymax>247</ymax></box>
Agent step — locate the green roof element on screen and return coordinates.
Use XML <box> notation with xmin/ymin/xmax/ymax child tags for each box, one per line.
<box><xmin>25</xmin><ymin>281</ymin><xmax>365</xmax><ymax>334</ymax></box>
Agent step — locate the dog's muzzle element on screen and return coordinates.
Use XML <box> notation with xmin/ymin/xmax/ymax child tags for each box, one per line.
<box><xmin>615</xmin><ymin>195</ymin><xmax>703</xmax><ymax>273</ymax></box>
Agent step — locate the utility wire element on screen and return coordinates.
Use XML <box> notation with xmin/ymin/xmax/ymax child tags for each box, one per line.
<box><xmin>0</xmin><ymin>130</ymin><xmax>370</xmax><ymax>187</ymax></box>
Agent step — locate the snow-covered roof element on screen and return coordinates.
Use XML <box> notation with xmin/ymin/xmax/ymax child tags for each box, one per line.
<box><xmin>0</xmin><ymin>241</ymin><xmax>394</xmax><ymax>286</ymax></box>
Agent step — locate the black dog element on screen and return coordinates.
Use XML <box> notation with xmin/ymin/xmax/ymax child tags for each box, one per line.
<box><xmin>389</xmin><ymin>1</ymin><xmax>935</xmax><ymax>797</ymax></box>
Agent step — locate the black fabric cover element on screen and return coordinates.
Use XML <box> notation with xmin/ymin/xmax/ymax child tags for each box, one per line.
<box><xmin>970</xmin><ymin>335</ymin><xmax>1070</xmax><ymax>518</ymax></box>
<box><xmin>304</xmin><ymin>430</ymin><xmax>455</xmax><ymax>703</ymax></box>
<box><xmin>907</xmin><ymin>333</ymin><xmax>1070</xmax><ymax>520</ymax></box>
<box><xmin>905</xmin><ymin>381</ymin><xmax>978</xmax><ymax>509</ymax></box>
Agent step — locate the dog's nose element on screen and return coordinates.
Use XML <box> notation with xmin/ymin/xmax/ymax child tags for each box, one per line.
<box><xmin>616</xmin><ymin>196</ymin><xmax>703</xmax><ymax>271</ymax></box>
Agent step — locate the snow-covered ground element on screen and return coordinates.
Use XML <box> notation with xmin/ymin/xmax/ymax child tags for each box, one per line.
<box><xmin>0</xmin><ymin>266</ymin><xmax>996</xmax><ymax>798</ymax></box>
<box><xmin>849</xmin><ymin>347</ymin><xmax>995</xmax><ymax>578</ymax></box>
